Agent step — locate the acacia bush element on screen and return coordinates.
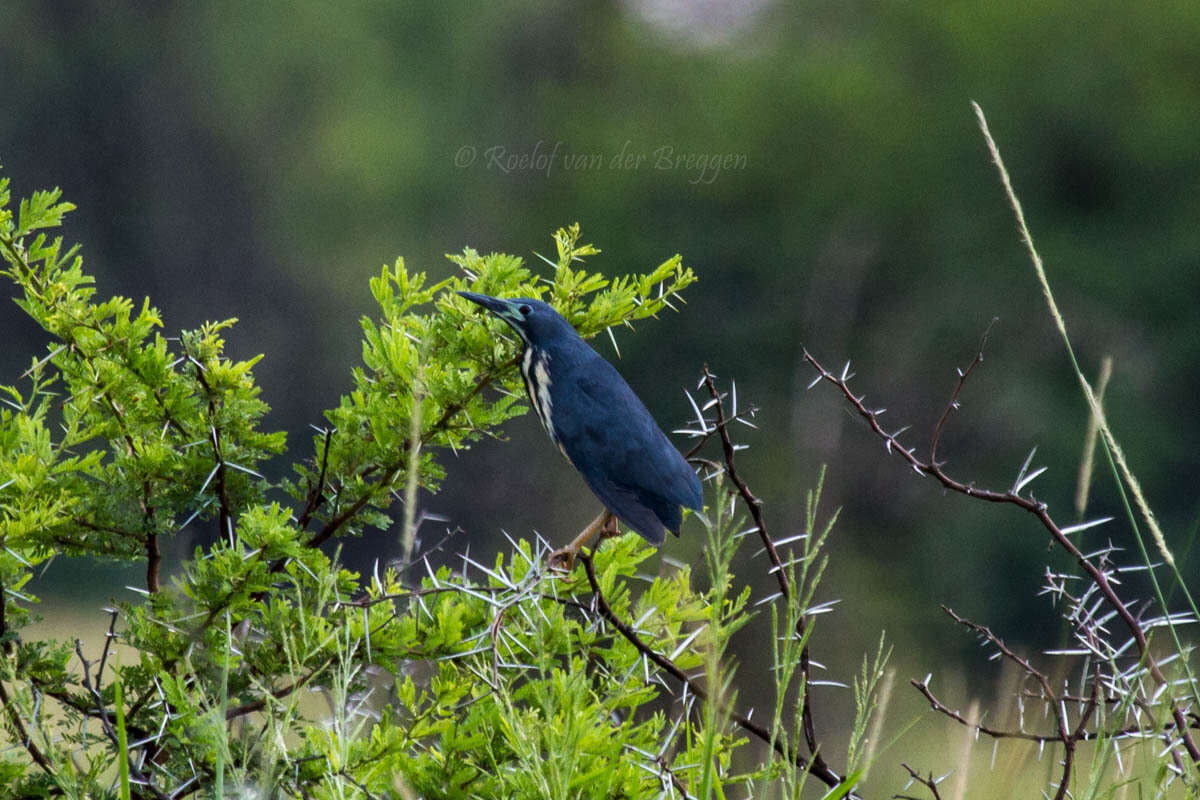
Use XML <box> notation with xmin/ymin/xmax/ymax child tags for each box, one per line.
<box><xmin>0</xmin><ymin>179</ymin><xmax>853</xmax><ymax>798</ymax></box>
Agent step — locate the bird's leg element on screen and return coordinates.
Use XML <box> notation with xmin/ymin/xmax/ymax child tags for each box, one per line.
<box><xmin>597</xmin><ymin>512</ymin><xmax>621</xmax><ymax>539</ymax></box>
<box><xmin>548</xmin><ymin>510</ymin><xmax>614</xmax><ymax>572</ymax></box>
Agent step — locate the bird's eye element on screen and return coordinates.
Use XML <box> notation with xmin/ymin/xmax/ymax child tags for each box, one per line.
<box><xmin>518</xmin><ymin>304</ymin><xmax>532</xmax><ymax>316</ymax></box>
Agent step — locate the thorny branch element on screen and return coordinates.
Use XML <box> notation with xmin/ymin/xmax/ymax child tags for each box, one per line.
<box><xmin>700</xmin><ymin>365</ymin><xmax>837</xmax><ymax>786</ymax></box>
<box><xmin>305</xmin><ymin>464</ymin><xmax>401</xmax><ymax>551</ymax></box>
<box><xmin>909</xmin><ymin>609</ymin><xmax>1112</xmax><ymax>800</ymax></box>
<box><xmin>95</xmin><ymin>608</ymin><xmax>120</xmax><ymax>697</ymax></box>
<box><xmin>568</xmin><ymin>367</ymin><xmax>850</xmax><ymax>792</ymax></box>
<box><xmin>908</xmin><ymin>677</ymin><xmax>1194</xmax><ymax>747</ymax></box>
<box><xmin>897</xmin><ymin>763</ymin><xmax>944</xmax><ymax>800</ymax></box>
<box><xmin>700</xmin><ymin>367</ymin><xmax>783</xmax><ymax>595</ymax></box>
<box><xmin>296</xmin><ymin>426</ymin><xmax>335</xmax><ymax>531</ymax></box>
<box><xmin>940</xmin><ymin>606</ymin><xmax>1063</xmax><ymax>728</ymax></box>
<box><xmin>802</xmin><ymin>338</ymin><xmax>1200</xmax><ymax>782</ymax></box>
<box><xmin>187</xmin><ymin>344</ymin><xmax>234</xmax><ymax>548</ymax></box>
<box><xmin>0</xmin><ymin>564</ymin><xmax>58</xmax><ymax>779</ymax></box>
<box><xmin>224</xmin><ymin>664</ymin><xmax>325</xmax><ymax>721</ymax></box>
<box><xmin>75</xmin><ymin>640</ymin><xmax>172</xmax><ymax>800</ymax></box>
<box><xmin>940</xmin><ymin>604</ymin><xmax>1107</xmax><ymax>776</ymax></box>
<box><xmin>135</xmin><ymin>356</ymin><xmax>519</xmax><ymax>745</ymax></box>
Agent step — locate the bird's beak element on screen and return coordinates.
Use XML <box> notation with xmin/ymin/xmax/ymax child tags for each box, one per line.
<box><xmin>458</xmin><ymin>291</ymin><xmax>514</xmax><ymax>317</ymax></box>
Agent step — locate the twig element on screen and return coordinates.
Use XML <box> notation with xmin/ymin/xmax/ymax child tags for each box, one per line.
<box><xmin>305</xmin><ymin>466</ymin><xmax>400</xmax><ymax>550</ymax></box>
<box><xmin>898</xmin><ymin>763</ymin><xmax>943</xmax><ymax>800</ymax></box>
<box><xmin>224</xmin><ymin>665</ymin><xmax>325</xmax><ymax>720</ymax></box>
<box><xmin>941</xmin><ymin>605</ymin><xmax>1082</xmax><ymax>799</ymax></box>
<box><xmin>304</xmin><ymin>357</ymin><xmax>519</xmax><ymax>551</ymax></box>
<box><xmin>928</xmin><ymin>320</ymin><xmax>995</xmax><ymax>467</ymax></box>
<box><xmin>654</xmin><ymin>754</ymin><xmax>692</xmax><ymax>798</ymax></box>
<box><xmin>0</xmin><ymin>678</ymin><xmax>56</xmax><ymax>779</ymax></box>
<box><xmin>96</xmin><ymin>608</ymin><xmax>120</xmax><ymax>689</ymax></box>
<box><xmin>911</xmin><ymin>678</ymin><xmax>1196</xmax><ymax>745</ymax></box>
<box><xmin>187</xmin><ymin>344</ymin><xmax>233</xmax><ymax>547</ymax></box>
<box><xmin>701</xmin><ymin>366</ymin><xmax>786</xmax><ymax>597</ymax></box>
<box><xmin>297</xmin><ymin>426</ymin><xmax>335</xmax><ymax>531</ymax></box>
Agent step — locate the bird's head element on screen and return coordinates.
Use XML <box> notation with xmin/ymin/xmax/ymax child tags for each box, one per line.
<box><xmin>458</xmin><ymin>292</ymin><xmax>576</xmax><ymax>347</ymax></box>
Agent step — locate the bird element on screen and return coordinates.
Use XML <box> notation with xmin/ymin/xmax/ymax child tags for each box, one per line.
<box><xmin>458</xmin><ymin>291</ymin><xmax>703</xmax><ymax>566</ymax></box>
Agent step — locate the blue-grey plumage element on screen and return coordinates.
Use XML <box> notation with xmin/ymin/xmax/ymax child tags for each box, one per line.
<box><xmin>459</xmin><ymin>291</ymin><xmax>702</xmax><ymax>545</ymax></box>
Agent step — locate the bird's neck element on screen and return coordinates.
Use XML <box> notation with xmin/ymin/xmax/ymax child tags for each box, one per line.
<box><xmin>520</xmin><ymin>345</ymin><xmax>558</xmax><ymax>443</ymax></box>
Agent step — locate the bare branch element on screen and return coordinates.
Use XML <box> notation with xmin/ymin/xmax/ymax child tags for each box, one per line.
<box><xmin>702</xmin><ymin>366</ymin><xmax>785</xmax><ymax>598</ymax></box>
<box><xmin>700</xmin><ymin>365</ymin><xmax>845</xmax><ymax>787</ymax></box>
<box><xmin>801</xmin><ymin>345</ymin><xmax>1200</xmax><ymax>765</ymax></box>
<box><xmin>929</xmin><ymin>319</ymin><xmax>995</xmax><ymax>466</ymax></box>
<box><xmin>898</xmin><ymin>763</ymin><xmax>943</xmax><ymax>800</ymax></box>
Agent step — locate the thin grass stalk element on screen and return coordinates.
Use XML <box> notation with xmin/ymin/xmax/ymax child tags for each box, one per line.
<box><xmin>973</xmin><ymin>100</ymin><xmax>1200</xmax><ymax>719</ymax></box>
<box><xmin>860</xmin><ymin>666</ymin><xmax>895</xmax><ymax>781</ymax></box>
<box><xmin>401</xmin><ymin>360</ymin><xmax>426</xmax><ymax>564</ymax></box>
<box><xmin>216</xmin><ymin>610</ymin><xmax>231</xmax><ymax>800</ymax></box>
<box><xmin>1074</xmin><ymin>355</ymin><xmax>1112</xmax><ymax>519</ymax></box>
<box><xmin>700</xmin><ymin>483</ymin><xmax>739</xmax><ymax>800</ymax></box>
<box><xmin>115</xmin><ymin>662</ymin><xmax>131</xmax><ymax>800</ymax></box>
<box><xmin>971</xmin><ymin>101</ymin><xmax>1171</xmax><ymax>566</ymax></box>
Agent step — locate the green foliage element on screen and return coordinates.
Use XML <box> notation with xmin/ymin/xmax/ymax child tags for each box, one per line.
<box><xmin>0</xmin><ymin>175</ymin><xmax>284</xmax><ymax>570</ymax></box>
<box><xmin>2</xmin><ymin>174</ymin><xmax>811</xmax><ymax>798</ymax></box>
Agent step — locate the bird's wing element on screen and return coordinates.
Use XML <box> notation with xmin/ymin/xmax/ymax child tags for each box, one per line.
<box><xmin>552</xmin><ymin>354</ymin><xmax>700</xmax><ymax>537</ymax></box>
<box><xmin>585</xmin><ymin>478</ymin><xmax>669</xmax><ymax>545</ymax></box>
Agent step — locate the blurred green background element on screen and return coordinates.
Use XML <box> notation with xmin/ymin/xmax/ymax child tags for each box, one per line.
<box><xmin>3</xmin><ymin>0</ymin><xmax>1199</xmax><ymax>787</ymax></box>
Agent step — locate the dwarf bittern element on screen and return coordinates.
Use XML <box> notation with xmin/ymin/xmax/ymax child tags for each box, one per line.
<box><xmin>459</xmin><ymin>292</ymin><xmax>702</xmax><ymax>567</ymax></box>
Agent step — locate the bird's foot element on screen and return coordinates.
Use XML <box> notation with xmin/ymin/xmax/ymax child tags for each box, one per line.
<box><xmin>598</xmin><ymin>513</ymin><xmax>621</xmax><ymax>540</ymax></box>
<box><xmin>547</xmin><ymin>546</ymin><xmax>577</xmax><ymax>573</ymax></box>
<box><xmin>546</xmin><ymin>510</ymin><xmax>615</xmax><ymax>573</ymax></box>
